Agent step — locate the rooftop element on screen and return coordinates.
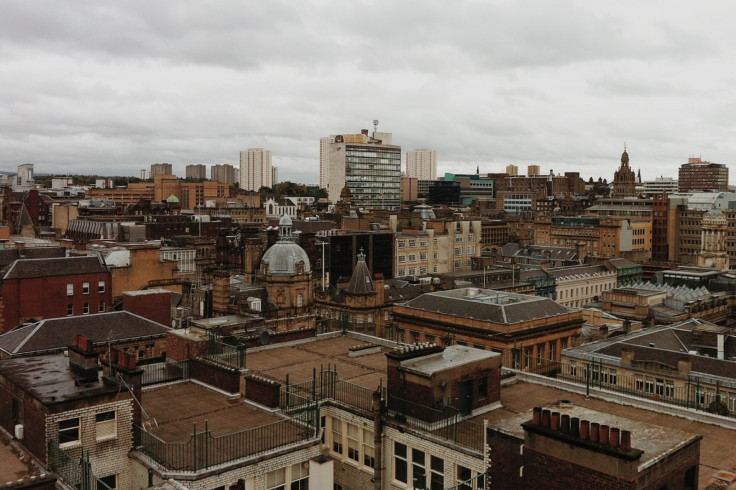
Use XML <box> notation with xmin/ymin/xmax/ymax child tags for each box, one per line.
<box><xmin>0</xmin><ymin>311</ymin><xmax>170</xmax><ymax>357</ymax></box>
<box><xmin>399</xmin><ymin>345</ymin><xmax>499</xmax><ymax>377</ymax></box>
<box><xmin>479</xmin><ymin>380</ymin><xmax>726</xmax><ymax>489</ymax></box>
<box><xmin>0</xmin><ymin>355</ymin><xmax>120</xmax><ymax>404</ymax></box>
<box><xmin>398</xmin><ymin>288</ymin><xmax>572</xmax><ymax>324</ymax></box>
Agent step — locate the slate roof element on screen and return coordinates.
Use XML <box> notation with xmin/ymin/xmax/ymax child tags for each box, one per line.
<box><xmin>565</xmin><ymin>319</ymin><xmax>736</xmax><ymax>380</ymax></box>
<box><xmin>547</xmin><ymin>264</ymin><xmax>612</xmax><ymax>280</ymax></box>
<box><xmin>346</xmin><ymin>252</ymin><xmax>375</xmax><ymax>295</ymax></box>
<box><xmin>1</xmin><ymin>255</ymin><xmax>107</xmax><ymax>280</ymax></box>
<box><xmin>0</xmin><ymin>311</ymin><xmax>170</xmax><ymax>356</ymax></box>
<box><xmin>399</xmin><ymin>288</ymin><xmax>572</xmax><ymax>324</ymax></box>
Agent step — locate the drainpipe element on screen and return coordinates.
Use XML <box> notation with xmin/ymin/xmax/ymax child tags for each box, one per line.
<box><xmin>372</xmin><ymin>390</ymin><xmax>383</xmax><ymax>490</ymax></box>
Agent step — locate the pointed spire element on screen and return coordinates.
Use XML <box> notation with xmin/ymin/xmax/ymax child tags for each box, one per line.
<box><xmin>476</xmin><ymin>164</ymin><xmax>480</xmax><ymax>175</ymax></box>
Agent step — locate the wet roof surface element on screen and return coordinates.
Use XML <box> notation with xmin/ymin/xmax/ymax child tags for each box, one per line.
<box><xmin>0</xmin><ymin>355</ymin><xmax>118</xmax><ymax>404</ymax></box>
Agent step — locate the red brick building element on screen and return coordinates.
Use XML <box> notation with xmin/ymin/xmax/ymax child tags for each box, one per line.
<box><xmin>0</xmin><ymin>255</ymin><xmax>112</xmax><ymax>333</ymax></box>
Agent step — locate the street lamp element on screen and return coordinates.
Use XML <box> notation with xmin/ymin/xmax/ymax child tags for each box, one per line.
<box><xmin>317</xmin><ymin>240</ymin><xmax>328</xmax><ymax>291</ymax></box>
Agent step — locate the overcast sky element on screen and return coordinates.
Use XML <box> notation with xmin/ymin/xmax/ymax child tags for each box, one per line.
<box><xmin>2</xmin><ymin>1</ymin><xmax>734</xmax><ymax>185</ymax></box>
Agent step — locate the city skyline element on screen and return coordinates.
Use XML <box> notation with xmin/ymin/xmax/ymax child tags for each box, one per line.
<box><xmin>1</xmin><ymin>2</ymin><xmax>735</xmax><ymax>185</ymax></box>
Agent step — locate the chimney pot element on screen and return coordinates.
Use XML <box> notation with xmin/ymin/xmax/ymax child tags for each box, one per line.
<box><xmin>560</xmin><ymin>414</ymin><xmax>570</xmax><ymax>434</ymax></box>
<box><xmin>590</xmin><ymin>422</ymin><xmax>599</xmax><ymax>443</ymax></box>
<box><xmin>541</xmin><ymin>409</ymin><xmax>551</xmax><ymax>428</ymax></box>
<box><xmin>550</xmin><ymin>412</ymin><xmax>560</xmax><ymax>431</ymax></box>
<box><xmin>570</xmin><ymin>417</ymin><xmax>580</xmax><ymax>437</ymax></box>
<box><xmin>580</xmin><ymin>420</ymin><xmax>590</xmax><ymax>440</ymax></box>
<box><xmin>620</xmin><ymin>430</ymin><xmax>631</xmax><ymax>450</ymax></box>
<box><xmin>600</xmin><ymin>424</ymin><xmax>610</xmax><ymax>445</ymax></box>
<box><xmin>532</xmin><ymin>407</ymin><xmax>542</xmax><ymax>425</ymax></box>
<box><xmin>610</xmin><ymin>427</ymin><xmax>620</xmax><ymax>448</ymax></box>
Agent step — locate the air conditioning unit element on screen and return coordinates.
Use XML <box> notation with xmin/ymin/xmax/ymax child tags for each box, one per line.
<box><xmin>14</xmin><ymin>424</ymin><xmax>24</xmax><ymax>440</ymax></box>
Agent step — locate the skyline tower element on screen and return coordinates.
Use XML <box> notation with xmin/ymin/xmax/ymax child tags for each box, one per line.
<box><xmin>405</xmin><ymin>149</ymin><xmax>437</xmax><ymax>181</ymax></box>
<box><xmin>327</xmin><ymin>128</ymin><xmax>401</xmax><ymax>210</ymax></box>
<box><xmin>239</xmin><ymin>148</ymin><xmax>273</xmax><ymax>191</ymax></box>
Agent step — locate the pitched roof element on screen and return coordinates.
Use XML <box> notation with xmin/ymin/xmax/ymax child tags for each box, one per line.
<box><xmin>0</xmin><ymin>311</ymin><xmax>170</xmax><ymax>356</ymax></box>
<box><xmin>346</xmin><ymin>251</ymin><xmax>375</xmax><ymax>295</ymax></box>
<box><xmin>1</xmin><ymin>255</ymin><xmax>107</xmax><ymax>280</ymax></box>
<box><xmin>400</xmin><ymin>288</ymin><xmax>572</xmax><ymax>325</ymax></box>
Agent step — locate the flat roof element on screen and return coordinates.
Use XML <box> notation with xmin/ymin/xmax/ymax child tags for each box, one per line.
<box><xmin>475</xmin><ymin>380</ymin><xmax>731</xmax><ymax>489</ymax></box>
<box><xmin>142</xmin><ymin>383</ymin><xmax>290</xmax><ymax>442</ymax></box>
<box><xmin>400</xmin><ymin>345</ymin><xmax>499</xmax><ymax>376</ymax></box>
<box><xmin>0</xmin><ymin>356</ymin><xmax>120</xmax><ymax>404</ymax></box>
<box><xmin>246</xmin><ymin>335</ymin><xmax>388</xmax><ymax>389</ymax></box>
<box><xmin>490</xmin><ymin>404</ymin><xmax>698</xmax><ymax>472</ymax></box>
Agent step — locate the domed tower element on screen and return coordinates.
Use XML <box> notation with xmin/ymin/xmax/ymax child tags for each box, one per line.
<box><xmin>260</xmin><ymin>215</ymin><xmax>313</xmax><ymax>310</ymax></box>
<box><xmin>612</xmin><ymin>147</ymin><xmax>637</xmax><ymax>198</ymax></box>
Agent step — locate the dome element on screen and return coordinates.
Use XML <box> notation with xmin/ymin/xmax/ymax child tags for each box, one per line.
<box><xmin>261</xmin><ymin>214</ymin><xmax>310</xmax><ymax>276</ymax></box>
<box><xmin>166</xmin><ymin>193</ymin><xmax>179</xmax><ymax>203</ymax></box>
<box><xmin>279</xmin><ymin>214</ymin><xmax>293</xmax><ymax>227</ymax></box>
<box><xmin>261</xmin><ymin>240</ymin><xmax>311</xmax><ymax>276</ymax></box>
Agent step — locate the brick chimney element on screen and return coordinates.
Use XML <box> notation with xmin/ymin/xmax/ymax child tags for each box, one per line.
<box><xmin>68</xmin><ymin>334</ymin><xmax>99</xmax><ymax>382</ymax></box>
<box><xmin>102</xmin><ymin>348</ymin><xmax>144</xmax><ymax>444</ymax></box>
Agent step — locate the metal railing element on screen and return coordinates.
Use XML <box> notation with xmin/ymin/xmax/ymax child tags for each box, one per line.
<box><xmin>204</xmin><ymin>334</ymin><xmax>246</xmax><ymax>369</ymax></box>
<box><xmin>48</xmin><ymin>442</ymin><xmax>114</xmax><ymax>490</ymax></box>
<box><xmin>515</xmin><ymin>353</ymin><xmax>736</xmax><ymax>417</ymax></box>
<box><xmin>136</xmin><ymin>404</ymin><xmax>318</xmax><ymax>471</ymax></box>
<box><xmin>141</xmin><ymin>360</ymin><xmax>189</xmax><ymax>386</ymax></box>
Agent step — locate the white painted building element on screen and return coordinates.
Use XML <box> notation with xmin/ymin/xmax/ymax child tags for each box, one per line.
<box><xmin>406</xmin><ymin>148</ymin><xmax>437</xmax><ymax>181</ymax></box>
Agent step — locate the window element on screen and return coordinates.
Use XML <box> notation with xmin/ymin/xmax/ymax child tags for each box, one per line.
<box><xmin>67</xmin><ymin>304</ymin><xmax>74</xmax><ymax>316</ymax></box>
<box><xmin>290</xmin><ymin>462</ymin><xmax>308</xmax><ymax>490</ymax></box>
<box><xmin>454</xmin><ymin>260</ymin><xmax>462</xmax><ymax>269</ymax></box>
<box><xmin>408</xmin><ymin>240</ymin><xmax>417</xmax><ymax>247</ymax></box>
<box><xmin>430</xmin><ymin>456</ymin><xmax>444</xmax><ymax>490</ymax></box>
<box><xmin>408</xmin><ymin>267</ymin><xmax>416</xmax><ymax>276</ymax></box>
<box><xmin>96</xmin><ymin>411</ymin><xmax>116</xmax><ymax>440</ymax></box>
<box><xmin>363</xmin><ymin>429</ymin><xmax>375</xmax><ymax>468</ymax></box>
<box><xmin>420</xmin><ymin>252</ymin><xmax>427</xmax><ymax>261</ymax></box>
<box><xmin>609</xmin><ymin>369</ymin><xmax>617</xmax><ymax>386</ymax></box>
<box><xmin>398</xmin><ymin>240</ymin><xmax>406</xmax><ymax>249</ymax></box>
<box><xmin>59</xmin><ymin>417</ymin><xmax>80</xmax><ymax>446</ymax></box>
<box><xmin>477</xmin><ymin>376</ymin><xmax>488</xmax><ymax>399</ymax></box>
<box><xmin>98</xmin><ymin>280</ymin><xmax>105</xmax><ymax>293</ymax></box>
<box><xmin>67</xmin><ymin>283</ymin><xmax>74</xmax><ymax>296</ymax></box>
<box><xmin>645</xmin><ymin>377</ymin><xmax>655</xmax><ymax>394</ymax></box>
<box><xmin>454</xmin><ymin>247</ymin><xmax>462</xmax><ymax>257</ymax></box>
<box><xmin>297</xmin><ymin>294</ymin><xmax>303</xmax><ymax>307</ymax></box>
<box><xmin>82</xmin><ymin>282</ymin><xmax>90</xmax><ymax>294</ymax></box>
<box><xmin>394</xmin><ymin>442</ymin><xmax>408</xmax><ymax>483</ymax></box>
<box><xmin>97</xmin><ymin>475</ymin><xmax>116</xmax><ymax>490</ymax></box>
<box><xmin>408</xmin><ymin>254</ymin><xmax>417</xmax><ymax>262</ymax></box>
<box><xmin>347</xmin><ymin>423</ymin><xmax>360</xmax><ymax>462</ymax></box>
<box><xmin>267</xmin><ymin>468</ymin><xmax>285</xmax><ymax>490</ymax></box>
<box><xmin>99</xmin><ymin>301</ymin><xmax>105</xmax><ymax>313</ymax></box>
<box><xmin>332</xmin><ymin>419</ymin><xmax>343</xmax><ymax>455</ymax></box>
<box><xmin>83</xmin><ymin>303</ymin><xmax>90</xmax><ymax>315</ymax></box>
<box><xmin>412</xmin><ymin>449</ymin><xmax>427</xmax><ymax>489</ymax></box>
<box><xmin>665</xmin><ymin>380</ymin><xmax>675</xmax><ymax>398</ymax></box>
<box><xmin>398</xmin><ymin>255</ymin><xmax>406</xmax><ymax>263</ymax></box>
<box><xmin>569</xmin><ymin>361</ymin><xmax>577</xmax><ymax>378</ymax></box>
<box><xmin>656</xmin><ymin>378</ymin><xmax>665</xmax><ymax>396</ymax></box>
<box><xmin>636</xmin><ymin>376</ymin><xmax>644</xmax><ymax>392</ymax></box>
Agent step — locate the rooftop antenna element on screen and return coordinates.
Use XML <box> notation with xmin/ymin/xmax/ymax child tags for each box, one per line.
<box><xmin>373</xmin><ymin>119</ymin><xmax>379</xmax><ymax>135</ymax></box>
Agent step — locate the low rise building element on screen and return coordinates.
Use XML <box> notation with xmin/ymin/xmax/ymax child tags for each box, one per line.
<box><xmin>392</xmin><ymin>287</ymin><xmax>584</xmax><ymax>371</ymax></box>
